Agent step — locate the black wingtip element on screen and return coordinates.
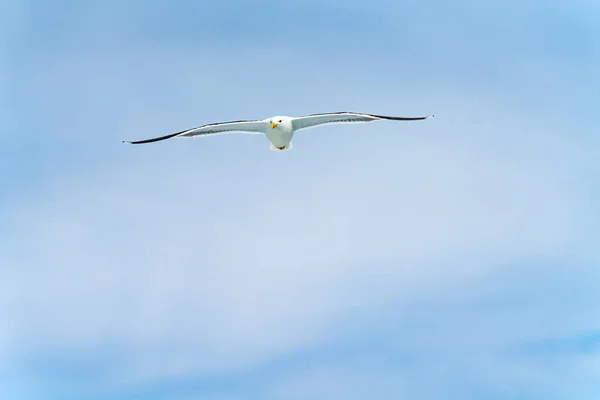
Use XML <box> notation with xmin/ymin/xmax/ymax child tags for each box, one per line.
<box><xmin>120</xmin><ymin>131</ymin><xmax>184</xmax><ymax>145</ymax></box>
<box><xmin>371</xmin><ymin>113</ymin><xmax>436</xmax><ymax>121</ymax></box>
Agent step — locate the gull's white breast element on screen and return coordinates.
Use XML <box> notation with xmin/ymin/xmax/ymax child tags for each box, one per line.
<box><xmin>265</xmin><ymin>125</ymin><xmax>294</xmax><ymax>148</ymax></box>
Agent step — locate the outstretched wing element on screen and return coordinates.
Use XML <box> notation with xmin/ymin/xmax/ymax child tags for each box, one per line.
<box><xmin>122</xmin><ymin>119</ymin><xmax>267</xmax><ymax>144</ymax></box>
<box><xmin>291</xmin><ymin>112</ymin><xmax>434</xmax><ymax>132</ymax></box>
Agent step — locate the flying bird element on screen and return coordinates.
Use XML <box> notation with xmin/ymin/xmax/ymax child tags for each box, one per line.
<box><xmin>122</xmin><ymin>111</ymin><xmax>434</xmax><ymax>151</ymax></box>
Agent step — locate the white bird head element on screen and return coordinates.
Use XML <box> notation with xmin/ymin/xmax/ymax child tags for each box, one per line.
<box><xmin>269</xmin><ymin>116</ymin><xmax>292</xmax><ymax>130</ymax></box>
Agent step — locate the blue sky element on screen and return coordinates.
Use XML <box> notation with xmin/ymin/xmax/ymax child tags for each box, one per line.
<box><xmin>1</xmin><ymin>0</ymin><xmax>599</xmax><ymax>399</ymax></box>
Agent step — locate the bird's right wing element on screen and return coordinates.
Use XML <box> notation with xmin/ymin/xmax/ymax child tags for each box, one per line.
<box><xmin>122</xmin><ymin>119</ymin><xmax>267</xmax><ymax>144</ymax></box>
<box><xmin>291</xmin><ymin>112</ymin><xmax>434</xmax><ymax>132</ymax></box>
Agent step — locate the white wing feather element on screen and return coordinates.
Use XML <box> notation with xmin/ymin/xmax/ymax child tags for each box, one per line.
<box><xmin>123</xmin><ymin>120</ymin><xmax>266</xmax><ymax>144</ymax></box>
<box><xmin>292</xmin><ymin>112</ymin><xmax>433</xmax><ymax>131</ymax></box>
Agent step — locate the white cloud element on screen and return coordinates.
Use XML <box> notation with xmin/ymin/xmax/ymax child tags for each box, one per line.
<box><xmin>1</xmin><ymin>101</ymin><xmax>588</xmax><ymax>384</ymax></box>
<box><xmin>261</xmin><ymin>349</ymin><xmax>600</xmax><ymax>400</ymax></box>
<box><xmin>2</xmin><ymin>1</ymin><xmax>599</xmax><ymax>396</ymax></box>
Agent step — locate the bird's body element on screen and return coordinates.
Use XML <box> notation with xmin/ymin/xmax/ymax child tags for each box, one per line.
<box><xmin>265</xmin><ymin>116</ymin><xmax>295</xmax><ymax>150</ymax></box>
<box><xmin>122</xmin><ymin>111</ymin><xmax>434</xmax><ymax>151</ymax></box>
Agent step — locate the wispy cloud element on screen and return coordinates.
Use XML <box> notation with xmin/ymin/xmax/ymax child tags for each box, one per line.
<box><xmin>2</xmin><ymin>0</ymin><xmax>599</xmax><ymax>399</ymax></box>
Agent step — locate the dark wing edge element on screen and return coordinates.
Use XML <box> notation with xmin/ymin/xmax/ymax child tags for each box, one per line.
<box><xmin>122</xmin><ymin>129</ymin><xmax>186</xmax><ymax>144</ymax></box>
<box><xmin>292</xmin><ymin>112</ymin><xmax>435</xmax><ymax>131</ymax></box>
<box><xmin>121</xmin><ymin>119</ymin><xmax>258</xmax><ymax>145</ymax></box>
<box><xmin>304</xmin><ymin>112</ymin><xmax>435</xmax><ymax>121</ymax></box>
<box><xmin>368</xmin><ymin>113</ymin><xmax>435</xmax><ymax>121</ymax></box>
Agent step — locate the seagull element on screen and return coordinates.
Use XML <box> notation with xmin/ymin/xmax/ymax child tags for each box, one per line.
<box><xmin>122</xmin><ymin>111</ymin><xmax>434</xmax><ymax>151</ymax></box>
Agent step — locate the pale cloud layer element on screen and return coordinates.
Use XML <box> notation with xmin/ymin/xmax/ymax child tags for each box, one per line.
<box><xmin>2</xmin><ymin>0</ymin><xmax>599</xmax><ymax>399</ymax></box>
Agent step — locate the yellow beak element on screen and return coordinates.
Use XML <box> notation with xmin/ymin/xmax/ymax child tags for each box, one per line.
<box><xmin>271</xmin><ymin>122</ymin><xmax>279</xmax><ymax>129</ymax></box>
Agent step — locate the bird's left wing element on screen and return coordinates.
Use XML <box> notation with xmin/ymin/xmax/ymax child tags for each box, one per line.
<box><xmin>122</xmin><ymin>119</ymin><xmax>267</xmax><ymax>144</ymax></box>
<box><xmin>291</xmin><ymin>112</ymin><xmax>434</xmax><ymax>132</ymax></box>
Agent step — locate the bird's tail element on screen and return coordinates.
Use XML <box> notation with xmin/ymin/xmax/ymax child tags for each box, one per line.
<box><xmin>269</xmin><ymin>142</ymin><xmax>293</xmax><ymax>151</ymax></box>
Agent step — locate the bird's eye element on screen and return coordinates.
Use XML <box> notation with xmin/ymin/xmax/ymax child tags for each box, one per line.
<box><xmin>278</xmin><ymin>120</ymin><xmax>282</xmax><ymax>123</ymax></box>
